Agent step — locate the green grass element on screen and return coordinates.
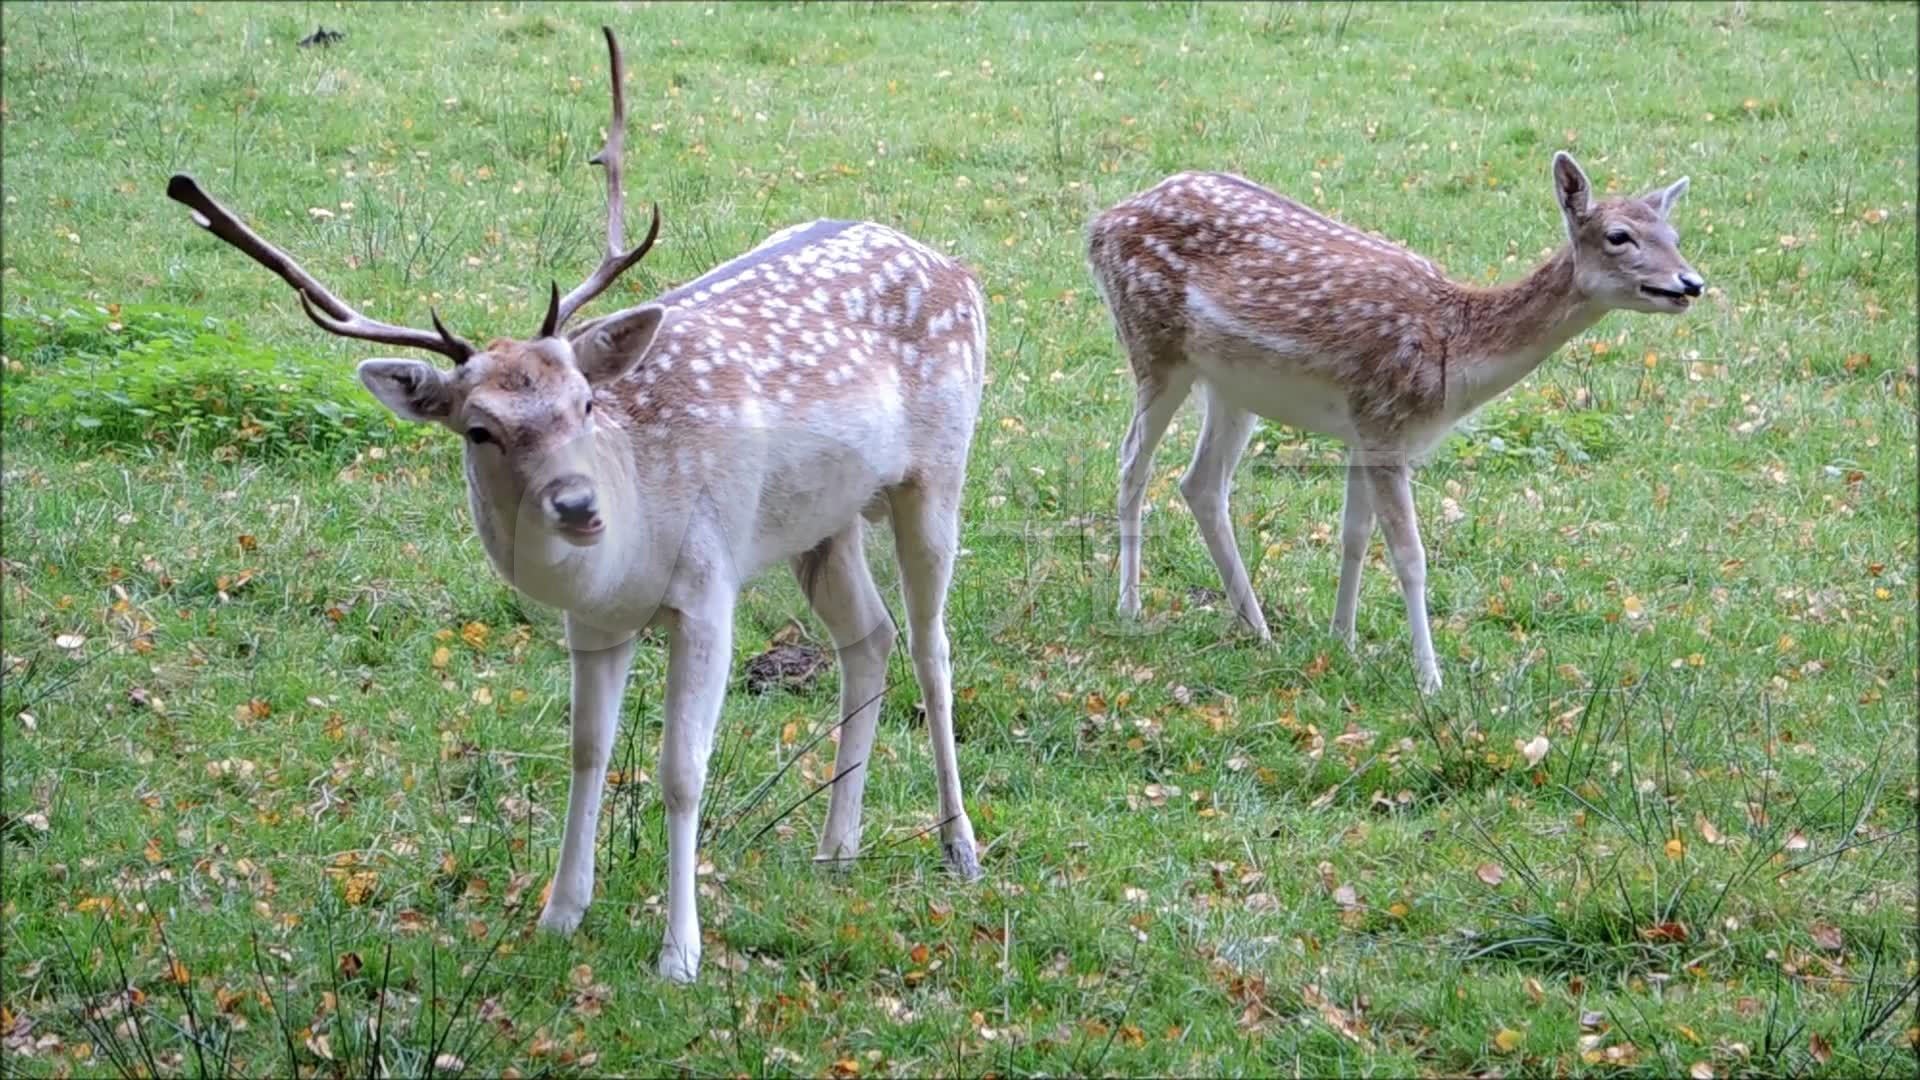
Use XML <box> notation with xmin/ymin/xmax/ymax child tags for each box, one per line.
<box><xmin>3</xmin><ymin>2</ymin><xmax>1915</xmax><ymax>1076</ymax></box>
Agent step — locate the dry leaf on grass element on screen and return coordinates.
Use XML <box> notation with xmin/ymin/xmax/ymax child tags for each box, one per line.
<box><xmin>1520</xmin><ymin>735</ymin><xmax>1551</xmax><ymax>767</ymax></box>
<box><xmin>1476</xmin><ymin>862</ymin><xmax>1506</xmax><ymax>886</ymax></box>
<box><xmin>744</xmin><ymin>643</ymin><xmax>831</xmax><ymax>695</ymax></box>
<box><xmin>1808</xmin><ymin>1032</ymin><xmax>1832</xmax><ymax>1065</ymax></box>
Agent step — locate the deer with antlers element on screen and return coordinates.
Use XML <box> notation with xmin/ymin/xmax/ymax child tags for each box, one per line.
<box><xmin>168</xmin><ymin>27</ymin><xmax>988</xmax><ymax>983</ymax></box>
<box><xmin>1088</xmin><ymin>154</ymin><xmax>1702</xmax><ymax>694</ymax></box>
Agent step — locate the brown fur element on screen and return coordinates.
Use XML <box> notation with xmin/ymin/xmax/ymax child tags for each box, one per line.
<box><xmin>1088</xmin><ymin>168</ymin><xmax>1697</xmax><ymax>434</ymax></box>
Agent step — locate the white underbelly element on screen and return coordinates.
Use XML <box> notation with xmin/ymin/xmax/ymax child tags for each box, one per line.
<box><xmin>1191</xmin><ymin>356</ymin><xmax>1361</xmax><ymax>442</ymax></box>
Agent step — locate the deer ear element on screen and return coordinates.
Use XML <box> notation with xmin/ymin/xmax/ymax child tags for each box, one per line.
<box><xmin>1551</xmin><ymin>151</ymin><xmax>1592</xmax><ymax>222</ymax></box>
<box><xmin>570</xmin><ymin>304</ymin><xmax>666</xmax><ymax>385</ymax></box>
<box><xmin>358</xmin><ymin>359</ymin><xmax>452</xmax><ymax>422</ymax></box>
<box><xmin>1643</xmin><ymin>175</ymin><xmax>1689</xmax><ymax>219</ymax></box>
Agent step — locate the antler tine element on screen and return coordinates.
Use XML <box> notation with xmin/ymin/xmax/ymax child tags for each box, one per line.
<box><xmin>544</xmin><ymin>26</ymin><xmax>660</xmax><ymax>336</ymax></box>
<box><xmin>166</xmin><ymin>173</ymin><xmax>474</xmax><ymax>364</ymax></box>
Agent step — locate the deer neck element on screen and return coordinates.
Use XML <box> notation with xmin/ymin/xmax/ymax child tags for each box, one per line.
<box><xmin>463</xmin><ymin>427</ymin><xmax>650</xmax><ymax>618</ymax></box>
<box><xmin>1444</xmin><ymin>248</ymin><xmax>1605</xmax><ymax>417</ymax></box>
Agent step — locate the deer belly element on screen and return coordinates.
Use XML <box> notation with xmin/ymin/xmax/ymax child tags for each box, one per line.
<box><xmin>1192</xmin><ymin>362</ymin><xmax>1360</xmax><ymax>441</ymax></box>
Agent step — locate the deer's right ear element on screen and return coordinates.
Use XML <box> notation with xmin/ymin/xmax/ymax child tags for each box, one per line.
<box><xmin>1551</xmin><ymin>151</ymin><xmax>1591</xmax><ymax>224</ymax></box>
<box><xmin>358</xmin><ymin>359</ymin><xmax>453</xmax><ymax>422</ymax></box>
<box><xmin>571</xmin><ymin>305</ymin><xmax>666</xmax><ymax>385</ymax></box>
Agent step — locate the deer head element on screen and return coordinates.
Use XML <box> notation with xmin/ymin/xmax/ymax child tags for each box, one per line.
<box><xmin>167</xmin><ymin>26</ymin><xmax>658</xmax><ymax>546</ymax></box>
<box><xmin>1551</xmin><ymin>151</ymin><xmax>1704</xmax><ymax>314</ymax></box>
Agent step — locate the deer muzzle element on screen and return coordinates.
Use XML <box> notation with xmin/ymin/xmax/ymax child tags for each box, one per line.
<box><xmin>539</xmin><ymin>475</ymin><xmax>604</xmax><ymax>542</ymax></box>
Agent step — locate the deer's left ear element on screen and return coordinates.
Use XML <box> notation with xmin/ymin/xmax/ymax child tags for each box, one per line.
<box><xmin>570</xmin><ymin>305</ymin><xmax>666</xmax><ymax>385</ymax></box>
<box><xmin>1642</xmin><ymin>176</ymin><xmax>1690</xmax><ymax>219</ymax></box>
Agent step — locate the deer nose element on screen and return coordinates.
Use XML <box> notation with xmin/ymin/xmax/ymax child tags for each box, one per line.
<box><xmin>1678</xmin><ymin>271</ymin><xmax>1704</xmax><ymax>297</ymax></box>
<box><xmin>551</xmin><ymin>491</ymin><xmax>598</xmax><ymax>526</ymax></box>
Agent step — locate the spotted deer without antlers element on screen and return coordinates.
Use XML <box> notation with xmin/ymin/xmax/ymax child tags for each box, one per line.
<box><xmin>169</xmin><ymin>26</ymin><xmax>989</xmax><ymax>984</ymax></box>
<box><xmin>1088</xmin><ymin>153</ymin><xmax>1703</xmax><ymax>694</ymax></box>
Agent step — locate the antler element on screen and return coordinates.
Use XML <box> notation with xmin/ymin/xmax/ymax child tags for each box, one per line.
<box><xmin>166</xmin><ymin>174</ymin><xmax>474</xmax><ymax>364</ymax></box>
<box><xmin>540</xmin><ymin>25</ymin><xmax>661</xmax><ymax>338</ymax></box>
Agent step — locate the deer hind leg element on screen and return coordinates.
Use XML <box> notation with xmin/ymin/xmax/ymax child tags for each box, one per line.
<box><xmin>1363</xmin><ymin>463</ymin><xmax>1442</xmax><ymax>695</ymax></box>
<box><xmin>1330</xmin><ymin>449</ymin><xmax>1374</xmax><ymax>652</ymax></box>
<box><xmin>791</xmin><ymin>524</ymin><xmax>897</xmax><ymax>869</ymax></box>
<box><xmin>1116</xmin><ymin>362</ymin><xmax>1194</xmax><ymax>619</ymax></box>
<box><xmin>656</xmin><ymin>596</ymin><xmax>735</xmax><ymax>983</ymax></box>
<box><xmin>1178</xmin><ymin>384</ymin><xmax>1269</xmax><ymax>640</ymax></box>
<box><xmin>886</xmin><ymin>479</ymin><xmax>981</xmax><ymax>881</ymax></box>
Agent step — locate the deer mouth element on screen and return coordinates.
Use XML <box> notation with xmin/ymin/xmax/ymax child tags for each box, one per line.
<box><xmin>556</xmin><ymin>516</ymin><xmax>606</xmax><ymax>544</ymax></box>
<box><xmin>1639</xmin><ymin>284</ymin><xmax>1691</xmax><ymax>308</ymax></box>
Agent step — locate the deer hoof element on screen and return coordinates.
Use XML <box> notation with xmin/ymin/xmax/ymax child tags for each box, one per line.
<box><xmin>942</xmin><ymin>839</ymin><xmax>982</xmax><ymax>882</ymax></box>
<box><xmin>657</xmin><ymin>941</ymin><xmax>701</xmax><ymax>985</ymax></box>
<box><xmin>536</xmin><ymin>902</ymin><xmax>585</xmax><ymax>937</ymax></box>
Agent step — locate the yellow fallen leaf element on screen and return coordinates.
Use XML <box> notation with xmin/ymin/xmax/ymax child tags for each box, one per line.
<box><xmin>431</xmin><ymin>646</ymin><xmax>451</xmax><ymax>670</ymax></box>
<box><xmin>1494</xmin><ymin>1028</ymin><xmax>1523</xmax><ymax>1053</ymax></box>
<box><xmin>343</xmin><ymin>871</ymin><xmax>378</xmax><ymax>906</ymax></box>
<box><xmin>1665</xmin><ymin>837</ymin><xmax>1686</xmax><ymax>860</ymax></box>
<box><xmin>461</xmin><ymin>621</ymin><xmax>491</xmax><ymax>649</ymax></box>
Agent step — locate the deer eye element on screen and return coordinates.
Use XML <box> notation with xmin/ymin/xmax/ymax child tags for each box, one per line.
<box><xmin>1606</xmin><ymin>229</ymin><xmax>1635</xmax><ymax>247</ymax></box>
<box><xmin>584</xmin><ymin>401</ymin><xmax>595</xmax><ymax>417</ymax></box>
<box><xmin>467</xmin><ymin>427</ymin><xmax>494</xmax><ymax>445</ymax></box>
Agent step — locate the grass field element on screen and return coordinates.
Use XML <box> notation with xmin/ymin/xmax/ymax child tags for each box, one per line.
<box><xmin>3</xmin><ymin>1</ymin><xmax>1916</xmax><ymax>1076</ymax></box>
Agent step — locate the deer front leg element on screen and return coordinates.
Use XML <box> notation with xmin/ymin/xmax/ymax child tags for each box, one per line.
<box><xmin>656</xmin><ymin>598</ymin><xmax>734</xmax><ymax>984</ymax></box>
<box><xmin>1364</xmin><ymin>464</ymin><xmax>1442</xmax><ymax>695</ymax></box>
<box><xmin>538</xmin><ymin>618</ymin><xmax>636</xmax><ymax>936</ymax></box>
<box><xmin>1330</xmin><ymin>453</ymin><xmax>1374</xmax><ymax>652</ymax></box>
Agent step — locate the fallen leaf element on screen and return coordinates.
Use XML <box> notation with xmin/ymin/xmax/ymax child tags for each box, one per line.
<box><xmin>1521</xmin><ymin>735</ymin><xmax>1550</xmax><ymax>767</ymax></box>
<box><xmin>1640</xmin><ymin>922</ymin><xmax>1689</xmax><ymax>943</ymax></box>
<box><xmin>1476</xmin><ymin>862</ymin><xmax>1506</xmax><ymax>886</ymax></box>
<box><xmin>1245</xmin><ymin>892</ymin><xmax>1280</xmax><ymax>914</ymax></box>
<box><xmin>1690</xmin><ymin>1063</ymin><xmax>1715</xmax><ymax>1079</ymax></box>
<box><xmin>1494</xmin><ymin>1028</ymin><xmax>1523</xmax><ymax>1053</ymax></box>
<box><xmin>55</xmin><ymin>634</ymin><xmax>86</xmax><ymax>650</ymax></box>
<box><xmin>343</xmin><ymin>871</ymin><xmax>377</xmax><ymax>906</ymax></box>
<box><xmin>1696</xmin><ymin>814</ymin><xmax>1725</xmax><ymax>846</ymax></box>
<box><xmin>1664</xmin><ymin>837</ymin><xmax>1686</xmax><ymax>860</ymax></box>
<box><xmin>1810</xmin><ymin>923</ymin><xmax>1843</xmax><ymax>952</ymax></box>
<box><xmin>744</xmin><ymin>643</ymin><xmax>831</xmax><ymax>695</ymax></box>
<box><xmin>1808</xmin><ymin>1032</ymin><xmax>1831</xmax><ymax>1065</ymax></box>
